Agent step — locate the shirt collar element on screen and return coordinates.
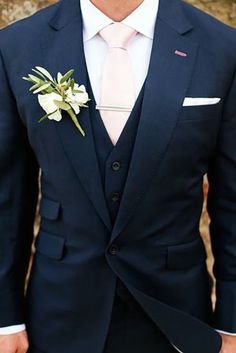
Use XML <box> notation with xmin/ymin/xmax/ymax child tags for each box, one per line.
<box><xmin>80</xmin><ymin>0</ymin><xmax>159</xmax><ymax>42</ymax></box>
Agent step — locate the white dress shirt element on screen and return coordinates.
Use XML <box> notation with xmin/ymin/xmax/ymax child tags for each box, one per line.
<box><xmin>1</xmin><ymin>0</ymin><xmax>234</xmax><ymax>341</ymax></box>
<box><xmin>81</xmin><ymin>0</ymin><xmax>159</xmax><ymax>104</ymax></box>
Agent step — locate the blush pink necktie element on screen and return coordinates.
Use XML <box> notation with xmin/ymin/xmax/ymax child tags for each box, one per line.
<box><xmin>98</xmin><ymin>23</ymin><xmax>137</xmax><ymax>145</ymax></box>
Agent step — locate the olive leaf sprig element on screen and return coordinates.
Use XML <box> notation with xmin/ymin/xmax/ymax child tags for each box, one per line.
<box><xmin>23</xmin><ymin>66</ymin><xmax>90</xmax><ymax>136</ymax></box>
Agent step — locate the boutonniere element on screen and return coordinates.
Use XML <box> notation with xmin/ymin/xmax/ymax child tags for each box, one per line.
<box><xmin>23</xmin><ymin>66</ymin><xmax>90</xmax><ymax>136</ymax></box>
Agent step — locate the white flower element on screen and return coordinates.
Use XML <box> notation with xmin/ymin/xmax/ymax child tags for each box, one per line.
<box><xmin>38</xmin><ymin>92</ymin><xmax>63</xmax><ymax>121</ymax></box>
<box><xmin>65</xmin><ymin>84</ymin><xmax>89</xmax><ymax>115</ymax></box>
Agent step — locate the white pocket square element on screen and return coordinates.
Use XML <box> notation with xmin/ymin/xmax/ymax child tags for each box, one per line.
<box><xmin>183</xmin><ymin>97</ymin><xmax>221</xmax><ymax>106</ymax></box>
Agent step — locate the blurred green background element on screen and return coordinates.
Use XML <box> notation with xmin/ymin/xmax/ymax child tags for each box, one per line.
<box><xmin>0</xmin><ymin>0</ymin><xmax>236</xmax><ymax>28</ymax></box>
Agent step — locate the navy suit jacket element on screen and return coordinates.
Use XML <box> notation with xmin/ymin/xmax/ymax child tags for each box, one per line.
<box><xmin>0</xmin><ymin>0</ymin><xmax>236</xmax><ymax>352</ymax></box>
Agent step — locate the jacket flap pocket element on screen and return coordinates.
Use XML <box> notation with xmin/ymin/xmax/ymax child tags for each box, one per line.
<box><xmin>35</xmin><ymin>230</ymin><xmax>65</xmax><ymax>260</ymax></box>
<box><xmin>167</xmin><ymin>238</ymin><xmax>207</xmax><ymax>270</ymax></box>
<box><xmin>39</xmin><ymin>197</ymin><xmax>61</xmax><ymax>220</ymax></box>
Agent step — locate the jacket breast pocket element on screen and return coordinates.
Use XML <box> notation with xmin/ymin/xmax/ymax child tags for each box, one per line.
<box><xmin>178</xmin><ymin>104</ymin><xmax>221</xmax><ymax>123</ymax></box>
<box><xmin>39</xmin><ymin>196</ymin><xmax>61</xmax><ymax>221</ymax></box>
<box><xmin>166</xmin><ymin>237</ymin><xmax>207</xmax><ymax>270</ymax></box>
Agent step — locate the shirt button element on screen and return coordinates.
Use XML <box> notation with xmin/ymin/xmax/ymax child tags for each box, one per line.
<box><xmin>111</xmin><ymin>161</ymin><xmax>121</xmax><ymax>171</ymax></box>
<box><xmin>111</xmin><ymin>192</ymin><xmax>120</xmax><ymax>202</ymax></box>
<box><xmin>109</xmin><ymin>244</ymin><xmax>119</xmax><ymax>255</ymax></box>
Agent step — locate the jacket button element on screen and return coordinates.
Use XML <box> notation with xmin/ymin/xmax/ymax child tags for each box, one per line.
<box><xmin>111</xmin><ymin>192</ymin><xmax>120</xmax><ymax>202</ymax></box>
<box><xmin>111</xmin><ymin>161</ymin><xmax>121</xmax><ymax>171</ymax></box>
<box><xmin>109</xmin><ymin>244</ymin><xmax>119</xmax><ymax>255</ymax></box>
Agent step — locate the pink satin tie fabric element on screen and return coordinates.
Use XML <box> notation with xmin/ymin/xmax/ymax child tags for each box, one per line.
<box><xmin>99</xmin><ymin>23</ymin><xmax>137</xmax><ymax>145</ymax></box>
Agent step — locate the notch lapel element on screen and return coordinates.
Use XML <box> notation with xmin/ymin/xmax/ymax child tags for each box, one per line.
<box><xmin>111</xmin><ymin>0</ymin><xmax>199</xmax><ymax>242</ymax></box>
<box><xmin>41</xmin><ymin>0</ymin><xmax>112</xmax><ymax>231</ymax></box>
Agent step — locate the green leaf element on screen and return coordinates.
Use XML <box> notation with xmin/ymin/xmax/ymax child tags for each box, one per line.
<box><xmin>70</xmin><ymin>79</ymin><xmax>75</xmax><ymax>90</ymax></box>
<box><xmin>53</xmin><ymin>100</ymin><xmax>71</xmax><ymax>111</ymax></box>
<box><xmin>33</xmin><ymin>83</ymin><xmax>51</xmax><ymax>94</ymax></box>
<box><xmin>63</xmin><ymin>79</ymin><xmax>71</xmax><ymax>90</ymax></box>
<box><xmin>28</xmin><ymin>74</ymin><xmax>41</xmax><ymax>83</ymax></box>
<box><xmin>22</xmin><ymin>76</ymin><xmax>33</xmax><ymax>82</ymax></box>
<box><xmin>32</xmin><ymin>68</ymin><xmax>48</xmax><ymax>81</ymax></box>
<box><xmin>46</xmin><ymin>86</ymin><xmax>54</xmax><ymax>93</ymax></box>
<box><xmin>60</xmin><ymin>69</ymin><xmax>74</xmax><ymax>84</ymax></box>
<box><xmin>73</xmin><ymin>89</ymin><xmax>85</xmax><ymax>94</ymax></box>
<box><xmin>67</xmin><ymin>108</ymin><xmax>85</xmax><ymax>137</ymax></box>
<box><xmin>29</xmin><ymin>83</ymin><xmax>41</xmax><ymax>91</ymax></box>
<box><xmin>38</xmin><ymin>109</ymin><xmax>58</xmax><ymax>123</ymax></box>
<box><xmin>57</xmin><ymin>72</ymin><xmax>63</xmax><ymax>83</ymax></box>
<box><xmin>35</xmin><ymin>66</ymin><xmax>54</xmax><ymax>81</ymax></box>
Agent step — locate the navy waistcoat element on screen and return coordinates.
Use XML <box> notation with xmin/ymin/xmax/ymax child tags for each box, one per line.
<box><xmin>89</xmin><ymin>83</ymin><xmax>145</xmax><ymax>224</ymax></box>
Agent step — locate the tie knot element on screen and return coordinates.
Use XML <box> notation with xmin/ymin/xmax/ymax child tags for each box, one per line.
<box><xmin>99</xmin><ymin>23</ymin><xmax>137</xmax><ymax>49</ymax></box>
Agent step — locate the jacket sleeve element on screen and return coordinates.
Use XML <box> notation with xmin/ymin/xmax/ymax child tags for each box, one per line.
<box><xmin>0</xmin><ymin>49</ymin><xmax>39</xmax><ymax>326</ymax></box>
<box><xmin>207</xmin><ymin>66</ymin><xmax>236</xmax><ymax>332</ymax></box>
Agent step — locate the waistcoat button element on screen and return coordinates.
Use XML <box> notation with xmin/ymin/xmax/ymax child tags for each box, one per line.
<box><xmin>111</xmin><ymin>192</ymin><xmax>120</xmax><ymax>202</ymax></box>
<box><xmin>111</xmin><ymin>161</ymin><xmax>121</xmax><ymax>171</ymax></box>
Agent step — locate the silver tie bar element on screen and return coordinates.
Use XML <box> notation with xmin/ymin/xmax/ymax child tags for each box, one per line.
<box><xmin>96</xmin><ymin>105</ymin><xmax>132</xmax><ymax>112</ymax></box>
